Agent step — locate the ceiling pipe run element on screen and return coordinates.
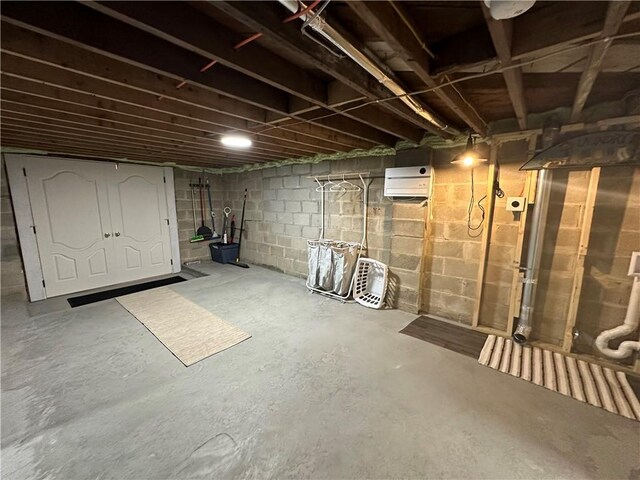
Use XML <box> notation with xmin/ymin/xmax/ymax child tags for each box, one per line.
<box><xmin>276</xmin><ymin>0</ymin><xmax>451</xmax><ymax>134</ymax></box>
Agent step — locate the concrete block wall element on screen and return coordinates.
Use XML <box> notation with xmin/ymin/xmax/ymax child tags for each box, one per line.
<box><xmin>530</xmin><ymin>169</ymin><xmax>591</xmax><ymax>346</ymax></box>
<box><xmin>209</xmin><ymin>154</ymin><xmax>429</xmax><ymax>313</ymax></box>
<box><xmin>479</xmin><ymin>139</ymin><xmax>531</xmax><ymax>331</ymax></box>
<box><xmin>574</xmin><ymin>166</ymin><xmax>640</xmax><ymax>362</ymax></box>
<box><xmin>173</xmin><ymin>168</ymin><xmax>226</xmax><ymax>264</ymax></box>
<box><xmin>421</xmin><ymin>148</ymin><xmax>488</xmax><ymax>323</ymax></box>
<box><xmin>1</xmin><ymin>155</ymin><xmax>27</xmax><ymax>297</ymax></box>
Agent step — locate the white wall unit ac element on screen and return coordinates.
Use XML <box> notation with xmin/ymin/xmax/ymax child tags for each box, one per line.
<box><xmin>384</xmin><ymin>166</ymin><xmax>431</xmax><ymax>198</ymax></box>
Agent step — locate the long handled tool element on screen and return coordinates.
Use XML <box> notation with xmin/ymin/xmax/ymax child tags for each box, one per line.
<box><xmin>206</xmin><ymin>181</ymin><xmax>220</xmax><ymax>239</ymax></box>
<box><xmin>221</xmin><ymin>206</ymin><xmax>231</xmax><ymax>244</ymax></box>
<box><xmin>229</xmin><ymin>188</ymin><xmax>249</xmax><ymax>269</ymax></box>
<box><xmin>196</xmin><ymin>178</ymin><xmax>213</xmax><ymax>240</ymax></box>
<box><xmin>189</xmin><ymin>183</ymin><xmax>204</xmax><ymax>243</ymax></box>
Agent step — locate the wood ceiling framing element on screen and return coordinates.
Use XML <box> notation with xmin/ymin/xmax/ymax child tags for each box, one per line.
<box><xmin>1</xmin><ymin>1</ymin><xmax>639</xmax><ymax>168</ymax></box>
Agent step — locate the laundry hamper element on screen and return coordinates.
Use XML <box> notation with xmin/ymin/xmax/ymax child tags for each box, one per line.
<box><xmin>307</xmin><ymin>240</ymin><xmax>320</xmax><ymax>288</ymax></box>
<box><xmin>353</xmin><ymin>258</ymin><xmax>389</xmax><ymax>309</ymax></box>
<box><xmin>331</xmin><ymin>242</ymin><xmax>359</xmax><ymax>296</ymax></box>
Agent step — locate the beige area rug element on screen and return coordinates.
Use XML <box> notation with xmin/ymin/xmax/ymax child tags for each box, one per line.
<box><xmin>479</xmin><ymin>335</ymin><xmax>640</xmax><ymax>421</ymax></box>
<box><xmin>117</xmin><ymin>287</ymin><xmax>250</xmax><ymax>366</ymax></box>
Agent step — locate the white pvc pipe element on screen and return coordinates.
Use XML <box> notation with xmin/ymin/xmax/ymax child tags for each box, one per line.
<box><xmin>276</xmin><ymin>0</ymin><xmax>449</xmax><ymax>131</ymax></box>
<box><xmin>595</xmin><ymin>276</ymin><xmax>640</xmax><ymax>359</ymax></box>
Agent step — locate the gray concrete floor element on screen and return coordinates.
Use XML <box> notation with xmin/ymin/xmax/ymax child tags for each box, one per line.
<box><xmin>2</xmin><ymin>263</ymin><xmax>638</xmax><ymax>479</ymax></box>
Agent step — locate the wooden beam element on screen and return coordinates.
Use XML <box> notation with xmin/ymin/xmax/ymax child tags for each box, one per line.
<box><xmin>432</xmin><ymin>2</ymin><xmax>638</xmax><ymax>76</ymax></box>
<box><xmin>84</xmin><ymin>1</ymin><xmax>420</xmax><ymax>143</ymax></box>
<box><xmin>1</xmin><ymin>102</ymin><xmax>296</xmax><ymax>157</ymax></box>
<box><xmin>0</xmin><ymin>23</ymin><xmax>365</xmax><ymax>152</ymax></box>
<box><xmin>347</xmin><ymin>1</ymin><xmax>487</xmax><ymax>135</ymax></box>
<box><xmin>0</xmin><ymin>3</ymin><xmax>394</xmax><ymax>146</ymax></box>
<box><xmin>204</xmin><ymin>0</ymin><xmax>443</xmax><ymax>136</ymax></box>
<box><xmin>86</xmin><ymin>1</ymin><xmax>326</xmax><ymax>104</ymax></box>
<box><xmin>473</xmin><ymin>147</ymin><xmax>498</xmax><ymax>327</ymax></box>
<box><xmin>0</xmin><ymin>122</ymin><xmax>282</xmax><ymax>164</ymax></box>
<box><xmin>570</xmin><ymin>1</ymin><xmax>631</xmax><ymax>122</ymax></box>
<box><xmin>0</xmin><ymin>83</ymin><xmax>292</xmax><ymax>161</ymax></box>
<box><xmin>481</xmin><ymin>5</ymin><xmax>528</xmax><ymax>130</ymax></box>
<box><xmin>562</xmin><ymin>167</ymin><xmax>601</xmax><ymax>352</ymax></box>
<box><xmin>1</xmin><ymin>134</ymin><xmax>249</xmax><ymax>168</ymax></box>
<box><xmin>0</xmin><ymin>55</ymin><xmax>332</xmax><ymax>157</ymax></box>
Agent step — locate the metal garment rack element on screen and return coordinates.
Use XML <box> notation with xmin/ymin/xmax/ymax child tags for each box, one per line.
<box><xmin>305</xmin><ymin>172</ymin><xmax>372</xmax><ymax>302</ymax></box>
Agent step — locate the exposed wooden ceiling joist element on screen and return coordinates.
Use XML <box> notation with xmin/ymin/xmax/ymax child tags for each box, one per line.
<box><xmin>83</xmin><ymin>1</ymin><xmax>429</xmax><ymax>143</ymax></box>
<box><xmin>481</xmin><ymin>4</ymin><xmax>527</xmax><ymax>130</ymax></box>
<box><xmin>432</xmin><ymin>1</ymin><xmax>639</xmax><ymax>76</ymax></box>
<box><xmin>201</xmin><ymin>0</ymin><xmax>447</xmax><ymax>137</ymax></box>
<box><xmin>570</xmin><ymin>1</ymin><xmax>632</xmax><ymax>122</ymax></box>
<box><xmin>0</xmin><ymin>1</ymin><xmax>401</xmax><ymax>147</ymax></box>
<box><xmin>347</xmin><ymin>0</ymin><xmax>487</xmax><ymax>135</ymax></box>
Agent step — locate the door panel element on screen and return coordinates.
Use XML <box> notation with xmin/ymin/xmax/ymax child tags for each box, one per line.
<box><xmin>25</xmin><ymin>158</ymin><xmax>116</xmax><ymax>296</ymax></box>
<box><xmin>108</xmin><ymin>164</ymin><xmax>172</xmax><ymax>283</ymax></box>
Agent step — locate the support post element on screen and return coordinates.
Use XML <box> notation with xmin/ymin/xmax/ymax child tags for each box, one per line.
<box><xmin>472</xmin><ymin>145</ymin><xmax>498</xmax><ymax>327</ymax></box>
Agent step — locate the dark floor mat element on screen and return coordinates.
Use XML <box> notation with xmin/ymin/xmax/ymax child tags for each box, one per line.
<box><xmin>400</xmin><ymin>315</ymin><xmax>488</xmax><ymax>358</ymax></box>
<box><xmin>67</xmin><ymin>276</ymin><xmax>187</xmax><ymax>307</ymax></box>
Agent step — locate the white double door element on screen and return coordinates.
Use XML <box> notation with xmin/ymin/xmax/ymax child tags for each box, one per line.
<box><xmin>25</xmin><ymin>158</ymin><xmax>173</xmax><ymax>297</ymax></box>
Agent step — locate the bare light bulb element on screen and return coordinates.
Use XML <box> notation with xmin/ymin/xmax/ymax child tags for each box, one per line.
<box><xmin>220</xmin><ymin>135</ymin><xmax>252</xmax><ymax>148</ymax></box>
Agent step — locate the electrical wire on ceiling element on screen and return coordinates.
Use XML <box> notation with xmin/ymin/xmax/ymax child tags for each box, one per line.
<box><xmin>254</xmin><ymin>31</ymin><xmax>640</xmax><ymax>137</ymax></box>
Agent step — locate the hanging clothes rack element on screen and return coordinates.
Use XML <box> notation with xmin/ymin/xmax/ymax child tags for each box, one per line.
<box><xmin>306</xmin><ymin>172</ymin><xmax>372</xmax><ymax>302</ymax></box>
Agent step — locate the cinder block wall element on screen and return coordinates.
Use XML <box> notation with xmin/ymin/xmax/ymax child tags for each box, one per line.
<box><xmin>530</xmin><ymin>169</ymin><xmax>591</xmax><ymax>345</ymax></box>
<box><xmin>173</xmin><ymin>168</ymin><xmax>226</xmax><ymax>264</ymax></box>
<box><xmin>574</xmin><ymin>166</ymin><xmax>640</xmax><ymax>362</ymax></box>
<box><xmin>1</xmin><ymin>155</ymin><xmax>27</xmax><ymax>297</ymax></box>
<box><xmin>421</xmin><ymin>148</ymin><xmax>487</xmax><ymax>322</ymax></box>
<box><xmin>204</xmin><ymin>154</ymin><xmax>429</xmax><ymax>313</ymax></box>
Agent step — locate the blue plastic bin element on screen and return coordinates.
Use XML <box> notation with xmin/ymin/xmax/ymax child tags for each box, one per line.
<box><xmin>209</xmin><ymin>242</ymin><xmax>239</xmax><ymax>264</ymax></box>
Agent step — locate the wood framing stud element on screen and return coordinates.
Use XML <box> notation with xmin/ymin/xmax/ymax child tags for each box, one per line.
<box><xmin>472</xmin><ymin>146</ymin><xmax>498</xmax><ymax>327</ymax></box>
<box><xmin>562</xmin><ymin>167</ymin><xmax>601</xmax><ymax>352</ymax></box>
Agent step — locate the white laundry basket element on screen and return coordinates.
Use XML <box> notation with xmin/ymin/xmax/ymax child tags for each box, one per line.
<box><xmin>353</xmin><ymin>258</ymin><xmax>389</xmax><ymax>309</ymax></box>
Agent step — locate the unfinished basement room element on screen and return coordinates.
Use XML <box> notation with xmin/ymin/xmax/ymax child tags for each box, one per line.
<box><xmin>1</xmin><ymin>1</ymin><xmax>639</xmax><ymax>479</ymax></box>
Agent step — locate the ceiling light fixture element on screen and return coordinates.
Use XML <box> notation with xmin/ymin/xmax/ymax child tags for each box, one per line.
<box><xmin>220</xmin><ymin>134</ymin><xmax>252</xmax><ymax>149</ymax></box>
<box><xmin>451</xmin><ymin>132</ymin><xmax>488</xmax><ymax>168</ymax></box>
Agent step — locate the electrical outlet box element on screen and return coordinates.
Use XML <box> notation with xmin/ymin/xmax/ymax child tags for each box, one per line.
<box><xmin>506</xmin><ymin>197</ymin><xmax>526</xmax><ymax>212</ymax></box>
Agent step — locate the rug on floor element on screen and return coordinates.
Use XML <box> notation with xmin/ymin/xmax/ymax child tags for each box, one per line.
<box><xmin>479</xmin><ymin>335</ymin><xmax>640</xmax><ymax>421</ymax></box>
<box><xmin>400</xmin><ymin>315</ymin><xmax>488</xmax><ymax>358</ymax></box>
<box><xmin>117</xmin><ymin>287</ymin><xmax>250</xmax><ymax>366</ymax></box>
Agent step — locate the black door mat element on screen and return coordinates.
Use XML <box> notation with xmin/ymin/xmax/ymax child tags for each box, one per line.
<box><xmin>400</xmin><ymin>315</ymin><xmax>488</xmax><ymax>358</ymax></box>
<box><xmin>67</xmin><ymin>276</ymin><xmax>187</xmax><ymax>307</ymax></box>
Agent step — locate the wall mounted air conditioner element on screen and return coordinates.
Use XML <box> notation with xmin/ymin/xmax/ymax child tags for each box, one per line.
<box><xmin>384</xmin><ymin>166</ymin><xmax>431</xmax><ymax>198</ymax></box>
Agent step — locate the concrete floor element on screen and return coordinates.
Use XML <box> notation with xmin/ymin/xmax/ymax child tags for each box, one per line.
<box><xmin>2</xmin><ymin>263</ymin><xmax>638</xmax><ymax>479</ymax></box>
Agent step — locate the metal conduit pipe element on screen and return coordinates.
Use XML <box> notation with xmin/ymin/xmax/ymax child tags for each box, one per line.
<box><xmin>276</xmin><ymin>0</ymin><xmax>450</xmax><ymax>132</ymax></box>
<box><xmin>513</xmin><ymin>167</ymin><xmax>554</xmax><ymax>344</ymax></box>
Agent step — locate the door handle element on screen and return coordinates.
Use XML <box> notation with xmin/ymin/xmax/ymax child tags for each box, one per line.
<box><xmin>114</xmin><ymin>232</ymin><xmax>121</xmax><ymax>237</ymax></box>
<box><xmin>104</xmin><ymin>233</ymin><xmax>111</xmax><ymax>238</ymax></box>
